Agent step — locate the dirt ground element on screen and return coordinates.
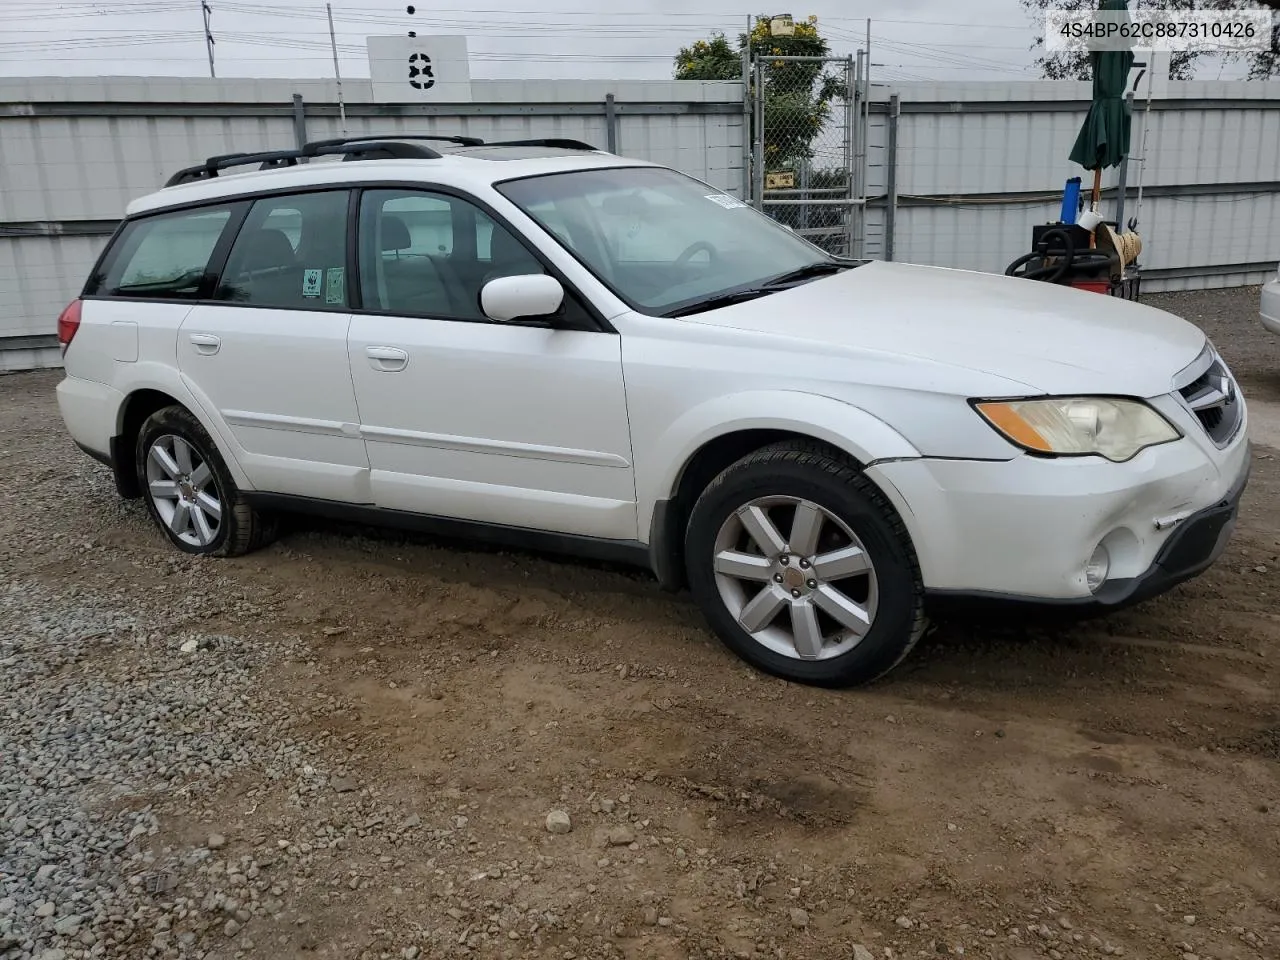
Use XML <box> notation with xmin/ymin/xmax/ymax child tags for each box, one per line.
<box><xmin>2</xmin><ymin>286</ymin><xmax>1279</xmax><ymax>960</ymax></box>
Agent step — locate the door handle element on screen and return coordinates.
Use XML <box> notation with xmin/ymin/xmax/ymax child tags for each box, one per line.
<box><xmin>366</xmin><ymin>345</ymin><xmax>409</xmax><ymax>372</ymax></box>
<box><xmin>189</xmin><ymin>333</ymin><xmax>221</xmax><ymax>356</ymax></box>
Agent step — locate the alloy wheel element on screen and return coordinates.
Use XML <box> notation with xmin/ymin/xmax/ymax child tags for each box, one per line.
<box><xmin>712</xmin><ymin>496</ymin><xmax>879</xmax><ymax>661</ymax></box>
<box><xmin>145</xmin><ymin>434</ymin><xmax>223</xmax><ymax>548</ymax></box>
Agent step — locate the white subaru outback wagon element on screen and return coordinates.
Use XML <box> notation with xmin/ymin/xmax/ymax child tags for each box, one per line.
<box><xmin>55</xmin><ymin>134</ymin><xmax>1251</xmax><ymax>687</ymax></box>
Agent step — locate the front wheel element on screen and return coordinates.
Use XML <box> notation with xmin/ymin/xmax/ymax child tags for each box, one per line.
<box><xmin>135</xmin><ymin>405</ymin><xmax>275</xmax><ymax>557</ymax></box>
<box><xmin>684</xmin><ymin>441</ymin><xmax>926</xmax><ymax>687</ymax></box>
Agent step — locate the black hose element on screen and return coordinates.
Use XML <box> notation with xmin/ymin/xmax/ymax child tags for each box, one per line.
<box><xmin>1005</xmin><ymin>227</ymin><xmax>1074</xmax><ymax>282</ymax></box>
<box><xmin>1005</xmin><ymin>226</ymin><xmax>1115</xmax><ymax>284</ymax></box>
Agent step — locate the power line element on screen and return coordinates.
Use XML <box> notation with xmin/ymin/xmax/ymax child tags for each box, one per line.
<box><xmin>4</xmin><ymin>1</ymin><xmax>1040</xmax><ymax>31</ymax></box>
<box><xmin>0</xmin><ymin>5</ymin><xmax>1043</xmax><ymax>80</ymax></box>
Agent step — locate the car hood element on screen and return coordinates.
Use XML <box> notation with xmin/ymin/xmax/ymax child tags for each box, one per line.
<box><xmin>686</xmin><ymin>260</ymin><xmax>1207</xmax><ymax>397</ymax></box>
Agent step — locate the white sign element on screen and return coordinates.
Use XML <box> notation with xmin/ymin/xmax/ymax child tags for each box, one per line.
<box><xmin>1045</xmin><ymin>9</ymin><xmax>1274</xmax><ymax>53</ymax></box>
<box><xmin>367</xmin><ymin>35</ymin><xmax>473</xmax><ymax>103</ymax></box>
<box><xmin>705</xmin><ymin>194</ymin><xmax>748</xmax><ymax>210</ymax></box>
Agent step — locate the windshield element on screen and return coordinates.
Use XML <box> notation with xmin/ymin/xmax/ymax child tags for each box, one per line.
<box><xmin>495</xmin><ymin>166</ymin><xmax>841</xmax><ymax>317</ymax></box>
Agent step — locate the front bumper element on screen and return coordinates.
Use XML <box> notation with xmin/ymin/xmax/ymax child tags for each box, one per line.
<box><xmin>1262</xmin><ymin>277</ymin><xmax>1280</xmax><ymax>336</ymax></box>
<box><xmin>867</xmin><ymin>428</ymin><xmax>1252</xmax><ymax>612</ymax></box>
<box><xmin>926</xmin><ymin>446</ymin><xmax>1249</xmax><ymax>615</ymax></box>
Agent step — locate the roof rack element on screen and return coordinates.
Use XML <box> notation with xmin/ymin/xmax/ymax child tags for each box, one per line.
<box><xmin>304</xmin><ymin>133</ymin><xmax>485</xmax><ymax>152</ymax></box>
<box><xmin>163</xmin><ymin>138</ymin><xmax>444</xmax><ymax>187</ymax></box>
<box><xmin>163</xmin><ymin>133</ymin><xmax>602</xmax><ymax>187</ymax></box>
<box><xmin>315</xmin><ymin>141</ymin><xmax>446</xmax><ymax>163</ymax></box>
<box><xmin>477</xmin><ymin>138</ymin><xmax>599</xmax><ymax>151</ymax></box>
<box><xmin>166</xmin><ymin>149</ymin><xmax>305</xmax><ymax>187</ymax></box>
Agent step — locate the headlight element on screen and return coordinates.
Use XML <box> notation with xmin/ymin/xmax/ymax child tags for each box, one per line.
<box><xmin>974</xmin><ymin>396</ymin><xmax>1181</xmax><ymax>462</ymax></box>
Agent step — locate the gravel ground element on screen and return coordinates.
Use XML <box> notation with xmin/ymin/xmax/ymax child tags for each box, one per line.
<box><xmin>2</xmin><ymin>286</ymin><xmax>1279</xmax><ymax>960</ymax></box>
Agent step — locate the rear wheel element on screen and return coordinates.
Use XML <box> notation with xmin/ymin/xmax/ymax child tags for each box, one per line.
<box><xmin>135</xmin><ymin>405</ymin><xmax>274</xmax><ymax>557</ymax></box>
<box><xmin>684</xmin><ymin>441</ymin><xmax>926</xmax><ymax>687</ymax></box>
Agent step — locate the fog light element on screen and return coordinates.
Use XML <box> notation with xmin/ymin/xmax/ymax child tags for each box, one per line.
<box><xmin>1085</xmin><ymin>544</ymin><xmax>1111</xmax><ymax>593</ymax></box>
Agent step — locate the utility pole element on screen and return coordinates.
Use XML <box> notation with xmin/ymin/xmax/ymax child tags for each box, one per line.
<box><xmin>201</xmin><ymin>0</ymin><xmax>216</xmax><ymax>78</ymax></box>
<box><xmin>326</xmin><ymin>2</ymin><xmax>348</xmax><ymax>135</ymax></box>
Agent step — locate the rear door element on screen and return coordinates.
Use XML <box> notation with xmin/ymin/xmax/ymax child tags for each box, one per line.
<box><xmin>74</xmin><ymin>203</ymin><xmax>240</xmax><ymax>389</ymax></box>
<box><xmin>346</xmin><ymin>186</ymin><xmax>636</xmax><ymax>540</ymax></box>
<box><xmin>178</xmin><ymin>188</ymin><xmax>370</xmax><ymax>503</ymax></box>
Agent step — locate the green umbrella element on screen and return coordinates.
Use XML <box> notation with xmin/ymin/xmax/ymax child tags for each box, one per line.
<box><xmin>1069</xmin><ymin>0</ymin><xmax>1135</xmax><ymax>210</ymax></box>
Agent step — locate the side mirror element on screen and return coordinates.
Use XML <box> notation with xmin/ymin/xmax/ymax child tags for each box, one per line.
<box><xmin>480</xmin><ymin>274</ymin><xmax>565</xmax><ymax>323</ymax></box>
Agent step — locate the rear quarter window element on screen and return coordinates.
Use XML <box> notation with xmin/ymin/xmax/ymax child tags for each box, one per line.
<box><xmin>86</xmin><ymin>206</ymin><xmax>236</xmax><ymax>300</ymax></box>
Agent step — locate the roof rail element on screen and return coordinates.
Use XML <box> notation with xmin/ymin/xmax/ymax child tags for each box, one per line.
<box><xmin>165</xmin><ymin>149</ymin><xmax>305</xmax><ymax>187</ymax></box>
<box><xmin>314</xmin><ymin>141</ymin><xmax>446</xmax><ymax>163</ymax></box>
<box><xmin>304</xmin><ymin>133</ymin><xmax>484</xmax><ymax>151</ymax></box>
<box><xmin>479</xmin><ymin>138</ymin><xmax>600</xmax><ymax>151</ymax></box>
<box><xmin>163</xmin><ymin>133</ymin><xmax>602</xmax><ymax>188</ymax></box>
<box><xmin>163</xmin><ymin>137</ymin><xmax>449</xmax><ymax>187</ymax></box>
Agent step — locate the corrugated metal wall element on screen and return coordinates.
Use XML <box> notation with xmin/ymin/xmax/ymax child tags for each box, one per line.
<box><xmin>0</xmin><ymin>76</ymin><xmax>747</xmax><ymax>359</ymax></box>
<box><xmin>4</xmin><ymin>74</ymin><xmax>1278</xmax><ymax>369</ymax></box>
<box><xmin>864</xmin><ymin>80</ymin><xmax>1280</xmax><ymax>290</ymax></box>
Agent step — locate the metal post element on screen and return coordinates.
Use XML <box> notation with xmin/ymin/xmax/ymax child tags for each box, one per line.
<box><xmin>885</xmin><ymin>93</ymin><xmax>900</xmax><ymax>262</ymax></box>
<box><xmin>853</xmin><ymin>50</ymin><xmax>865</xmax><ymax>257</ymax></box>
<box><xmin>846</xmin><ymin>55</ymin><xmax>858</xmax><ymax>258</ymax></box>
<box><xmin>753</xmin><ymin>58</ymin><xmax>765</xmax><ymax>212</ymax></box>
<box><xmin>860</xmin><ymin>44</ymin><xmax>871</xmax><ymax>254</ymax></box>
<box><xmin>326</xmin><ymin>2</ymin><xmax>348</xmax><ymax>136</ymax></box>
<box><xmin>799</xmin><ymin>157</ymin><xmax>810</xmax><ymax>235</ymax></box>
<box><xmin>1132</xmin><ymin>60</ymin><xmax>1155</xmax><ymax>230</ymax></box>
<box><xmin>604</xmin><ymin>93</ymin><xmax>618</xmax><ymax>154</ymax></box>
<box><xmin>741</xmin><ymin>38</ymin><xmax>752</xmax><ymax>202</ymax></box>
<box><xmin>1114</xmin><ymin>90</ymin><xmax>1134</xmax><ymax>229</ymax></box>
<box><xmin>201</xmin><ymin>1</ymin><xmax>216</xmax><ymax>79</ymax></box>
<box><xmin>291</xmin><ymin>93</ymin><xmax>308</xmax><ymax>154</ymax></box>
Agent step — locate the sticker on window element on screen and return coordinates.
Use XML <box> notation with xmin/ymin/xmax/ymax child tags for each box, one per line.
<box><xmin>325</xmin><ymin>267</ymin><xmax>345</xmax><ymax>305</ymax></box>
<box><xmin>705</xmin><ymin>193</ymin><xmax>748</xmax><ymax>210</ymax></box>
<box><xmin>302</xmin><ymin>268</ymin><xmax>323</xmax><ymax>298</ymax></box>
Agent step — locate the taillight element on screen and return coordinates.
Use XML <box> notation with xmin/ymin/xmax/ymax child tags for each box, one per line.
<box><xmin>56</xmin><ymin>299</ymin><xmax>83</xmax><ymax>352</ymax></box>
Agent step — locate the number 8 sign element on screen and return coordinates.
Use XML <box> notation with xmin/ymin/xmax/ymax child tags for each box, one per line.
<box><xmin>408</xmin><ymin>53</ymin><xmax>435</xmax><ymax>90</ymax></box>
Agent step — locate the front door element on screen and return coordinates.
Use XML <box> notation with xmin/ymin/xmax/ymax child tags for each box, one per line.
<box><xmin>178</xmin><ymin>188</ymin><xmax>369</xmax><ymax>503</ymax></box>
<box><xmin>346</xmin><ymin>187</ymin><xmax>636</xmax><ymax>540</ymax></box>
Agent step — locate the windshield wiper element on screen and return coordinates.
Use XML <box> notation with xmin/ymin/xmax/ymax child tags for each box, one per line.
<box><xmin>660</xmin><ymin>259</ymin><xmax>862</xmax><ymax>318</ymax></box>
<box><xmin>661</xmin><ymin>287</ymin><xmax>777</xmax><ymax>318</ymax></box>
<box><xmin>761</xmin><ymin>260</ymin><xmax>850</xmax><ymax>288</ymax></box>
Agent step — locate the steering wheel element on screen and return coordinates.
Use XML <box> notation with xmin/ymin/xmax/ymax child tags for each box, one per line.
<box><xmin>674</xmin><ymin>240</ymin><xmax>718</xmax><ymax>268</ymax></box>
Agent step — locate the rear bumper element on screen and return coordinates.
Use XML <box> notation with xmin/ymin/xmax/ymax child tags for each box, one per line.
<box><xmin>56</xmin><ymin>376</ymin><xmax>122</xmax><ymax>461</ymax></box>
<box><xmin>925</xmin><ymin>445</ymin><xmax>1250</xmax><ymax>615</ymax></box>
<box><xmin>1262</xmin><ymin>278</ymin><xmax>1280</xmax><ymax>335</ymax></box>
<box><xmin>59</xmin><ymin>377</ymin><xmax>136</xmax><ymax>496</ymax></box>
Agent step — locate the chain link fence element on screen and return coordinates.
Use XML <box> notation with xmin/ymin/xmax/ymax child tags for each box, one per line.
<box><xmin>751</xmin><ymin>55</ymin><xmax>862</xmax><ymax>258</ymax></box>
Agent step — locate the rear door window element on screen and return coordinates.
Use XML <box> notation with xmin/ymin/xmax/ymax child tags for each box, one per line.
<box><xmin>88</xmin><ymin>206</ymin><xmax>236</xmax><ymax>299</ymax></box>
<box><xmin>214</xmin><ymin>190</ymin><xmax>351</xmax><ymax>311</ymax></box>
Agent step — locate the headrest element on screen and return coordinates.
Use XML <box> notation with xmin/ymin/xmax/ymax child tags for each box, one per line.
<box><xmin>242</xmin><ymin>228</ymin><xmax>295</xmax><ymax>267</ymax></box>
<box><xmin>381</xmin><ymin>215</ymin><xmax>411</xmax><ymax>252</ymax></box>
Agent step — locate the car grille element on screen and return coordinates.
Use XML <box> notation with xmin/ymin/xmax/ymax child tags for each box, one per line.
<box><xmin>1176</xmin><ymin>346</ymin><xmax>1242</xmax><ymax>447</ymax></box>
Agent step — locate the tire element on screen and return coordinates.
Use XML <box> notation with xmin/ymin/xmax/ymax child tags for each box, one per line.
<box><xmin>135</xmin><ymin>405</ymin><xmax>275</xmax><ymax>557</ymax></box>
<box><xmin>684</xmin><ymin>440</ymin><xmax>926</xmax><ymax>687</ymax></box>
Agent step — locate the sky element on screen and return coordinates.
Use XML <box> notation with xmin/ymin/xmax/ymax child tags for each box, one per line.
<box><xmin>0</xmin><ymin>0</ymin><xmax>1054</xmax><ymax>83</ymax></box>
